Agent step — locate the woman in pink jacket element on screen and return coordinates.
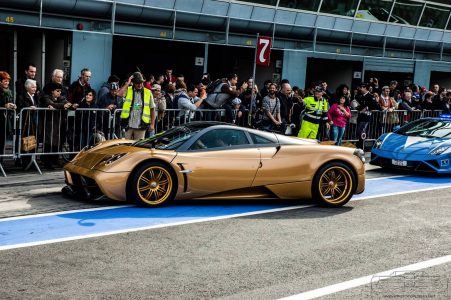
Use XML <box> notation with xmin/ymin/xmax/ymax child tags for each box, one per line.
<box><xmin>327</xmin><ymin>96</ymin><xmax>351</xmax><ymax>145</ymax></box>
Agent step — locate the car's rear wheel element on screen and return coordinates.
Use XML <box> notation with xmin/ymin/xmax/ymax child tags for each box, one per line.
<box><xmin>312</xmin><ymin>162</ymin><xmax>355</xmax><ymax>207</ymax></box>
<box><xmin>130</xmin><ymin>162</ymin><xmax>177</xmax><ymax>207</ymax></box>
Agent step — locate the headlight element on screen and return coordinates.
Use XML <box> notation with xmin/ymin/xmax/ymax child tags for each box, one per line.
<box><xmin>429</xmin><ymin>146</ymin><xmax>449</xmax><ymax>155</ymax></box>
<box><xmin>95</xmin><ymin>153</ymin><xmax>128</xmax><ymax>167</ymax></box>
<box><xmin>373</xmin><ymin>139</ymin><xmax>383</xmax><ymax>149</ymax></box>
<box><xmin>353</xmin><ymin>148</ymin><xmax>365</xmax><ymax>163</ymax></box>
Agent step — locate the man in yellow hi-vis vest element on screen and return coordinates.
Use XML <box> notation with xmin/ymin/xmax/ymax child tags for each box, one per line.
<box><xmin>298</xmin><ymin>86</ymin><xmax>330</xmax><ymax>140</ymax></box>
<box><xmin>117</xmin><ymin>72</ymin><xmax>156</xmax><ymax>140</ymax></box>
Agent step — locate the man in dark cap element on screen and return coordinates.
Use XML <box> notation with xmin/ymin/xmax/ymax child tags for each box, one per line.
<box><xmin>117</xmin><ymin>72</ymin><xmax>156</xmax><ymax>140</ymax></box>
<box><xmin>97</xmin><ymin>81</ymin><xmax>122</xmax><ymax>139</ymax></box>
<box><xmin>298</xmin><ymin>86</ymin><xmax>330</xmax><ymax>140</ymax></box>
<box><xmin>97</xmin><ymin>74</ymin><xmax>120</xmax><ymax>102</ymax></box>
<box><xmin>39</xmin><ymin>81</ymin><xmax>71</xmax><ymax>169</ymax></box>
<box><xmin>356</xmin><ymin>82</ymin><xmax>380</xmax><ymax>150</ymax></box>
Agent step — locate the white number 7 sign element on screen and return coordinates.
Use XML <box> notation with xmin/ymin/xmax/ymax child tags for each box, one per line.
<box><xmin>256</xmin><ymin>36</ymin><xmax>272</xmax><ymax>66</ymax></box>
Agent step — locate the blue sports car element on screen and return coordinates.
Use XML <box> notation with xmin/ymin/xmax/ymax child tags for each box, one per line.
<box><xmin>371</xmin><ymin>115</ymin><xmax>451</xmax><ymax>174</ymax></box>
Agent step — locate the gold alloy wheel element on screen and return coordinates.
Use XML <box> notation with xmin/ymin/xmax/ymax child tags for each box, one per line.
<box><xmin>318</xmin><ymin>166</ymin><xmax>353</xmax><ymax>204</ymax></box>
<box><xmin>136</xmin><ymin>166</ymin><xmax>173</xmax><ymax>205</ymax></box>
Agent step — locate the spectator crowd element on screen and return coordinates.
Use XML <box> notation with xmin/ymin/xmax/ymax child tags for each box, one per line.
<box><xmin>1</xmin><ymin>63</ymin><xmax>451</xmax><ymax>169</ymax></box>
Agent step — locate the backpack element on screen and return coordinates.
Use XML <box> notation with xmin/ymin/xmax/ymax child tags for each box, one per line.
<box><xmin>173</xmin><ymin>93</ymin><xmax>190</xmax><ymax>109</ymax></box>
<box><xmin>205</xmin><ymin>80</ymin><xmax>231</xmax><ymax>108</ymax></box>
<box><xmin>206</xmin><ymin>79</ymin><xmax>223</xmax><ymax>94</ymax></box>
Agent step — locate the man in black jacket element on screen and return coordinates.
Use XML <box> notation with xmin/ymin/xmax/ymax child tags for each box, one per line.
<box><xmin>277</xmin><ymin>82</ymin><xmax>293</xmax><ymax>124</ymax></box>
<box><xmin>356</xmin><ymin>83</ymin><xmax>380</xmax><ymax>150</ymax></box>
<box><xmin>15</xmin><ymin>63</ymin><xmax>42</xmax><ymax>98</ymax></box>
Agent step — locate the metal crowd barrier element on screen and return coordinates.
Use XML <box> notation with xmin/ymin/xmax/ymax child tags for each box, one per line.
<box><xmin>0</xmin><ymin>108</ymin><xmax>16</xmax><ymax>177</ymax></box>
<box><xmin>154</xmin><ymin>108</ymin><xmax>226</xmax><ymax>133</ymax></box>
<box><xmin>317</xmin><ymin>109</ymin><xmax>444</xmax><ymax>144</ymax></box>
<box><xmin>0</xmin><ymin>107</ymin><xmax>446</xmax><ymax>176</ymax></box>
<box><xmin>111</xmin><ymin>108</ymin><xmax>227</xmax><ymax>136</ymax></box>
<box><xmin>18</xmin><ymin>107</ymin><xmax>112</xmax><ymax>174</ymax></box>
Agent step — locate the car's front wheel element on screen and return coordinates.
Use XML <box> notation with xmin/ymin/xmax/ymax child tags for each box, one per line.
<box><xmin>129</xmin><ymin>162</ymin><xmax>177</xmax><ymax>207</ymax></box>
<box><xmin>312</xmin><ymin>162</ymin><xmax>355</xmax><ymax>207</ymax></box>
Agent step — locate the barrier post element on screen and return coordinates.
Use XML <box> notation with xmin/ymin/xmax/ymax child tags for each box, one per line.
<box><xmin>18</xmin><ymin>108</ymin><xmax>42</xmax><ymax>174</ymax></box>
<box><xmin>0</xmin><ymin>108</ymin><xmax>16</xmax><ymax>176</ymax></box>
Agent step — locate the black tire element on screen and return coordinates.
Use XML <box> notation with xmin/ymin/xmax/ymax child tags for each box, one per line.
<box><xmin>129</xmin><ymin>161</ymin><xmax>177</xmax><ymax>207</ymax></box>
<box><xmin>61</xmin><ymin>185</ymin><xmax>75</xmax><ymax>198</ymax></box>
<box><xmin>312</xmin><ymin>162</ymin><xmax>356</xmax><ymax>207</ymax></box>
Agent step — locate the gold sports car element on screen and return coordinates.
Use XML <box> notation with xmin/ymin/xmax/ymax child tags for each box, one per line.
<box><xmin>63</xmin><ymin>122</ymin><xmax>365</xmax><ymax>207</ymax></box>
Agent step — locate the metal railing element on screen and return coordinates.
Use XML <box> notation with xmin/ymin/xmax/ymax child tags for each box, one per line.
<box><xmin>0</xmin><ymin>108</ymin><xmax>16</xmax><ymax>177</ymax></box>
<box><xmin>0</xmin><ymin>107</ymin><xmax>446</xmax><ymax>176</ymax></box>
<box><xmin>17</xmin><ymin>107</ymin><xmax>113</xmax><ymax>175</ymax></box>
<box><xmin>111</xmin><ymin>108</ymin><xmax>228</xmax><ymax>137</ymax></box>
<box><xmin>338</xmin><ymin>109</ymin><xmax>444</xmax><ymax>142</ymax></box>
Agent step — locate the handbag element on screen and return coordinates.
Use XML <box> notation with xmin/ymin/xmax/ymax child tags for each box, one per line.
<box><xmin>284</xmin><ymin>124</ymin><xmax>295</xmax><ymax>135</ymax></box>
<box><xmin>22</xmin><ymin>135</ymin><xmax>37</xmax><ymax>152</ymax></box>
<box><xmin>388</xmin><ymin>111</ymin><xmax>399</xmax><ymax>124</ymax></box>
<box><xmin>21</xmin><ymin>112</ymin><xmax>37</xmax><ymax>152</ymax></box>
<box><xmin>254</xmin><ymin>98</ymin><xmax>279</xmax><ymax>129</ymax></box>
<box><xmin>252</xmin><ymin>109</ymin><xmax>265</xmax><ymax>128</ymax></box>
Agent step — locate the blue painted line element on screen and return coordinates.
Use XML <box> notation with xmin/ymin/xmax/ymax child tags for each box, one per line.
<box><xmin>0</xmin><ymin>176</ymin><xmax>450</xmax><ymax>248</ymax></box>
<box><xmin>0</xmin><ymin>205</ymin><xmax>288</xmax><ymax>247</ymax></box>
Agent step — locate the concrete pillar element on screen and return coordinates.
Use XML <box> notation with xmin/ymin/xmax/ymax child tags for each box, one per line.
<box><xmin>282</xmin><ymin>50</ymin><xmax>308</xmax><ymax>88</ymax></box>
<box><xmin>414</xmin><ymin>60</ymin><xmax>431</xmax><ymax>89</ymax></box>
<box><xmin>71</xmin><ymin>32</ymin><xmax>112</xmax><ymax>91</ymax></box>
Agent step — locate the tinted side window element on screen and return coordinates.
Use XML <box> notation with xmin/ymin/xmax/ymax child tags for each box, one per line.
<box><xmin>190</xmin><ymin>129</ymin><xmax>250</xmax><ymax>150</ymax></box>
<box><xmin>250</xmin><ymin>133</ymin><xmax>276</xmax><ymax>144</ymax></box>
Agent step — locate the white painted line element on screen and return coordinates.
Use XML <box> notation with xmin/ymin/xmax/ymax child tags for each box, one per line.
<box><xmin>0</xmin><ymin>179</ymin><xmax>449</xmax><ymax>251</ymax></box>
<box><xmin>352</xmin><ymin>185</ymin><xmax>451</xmax><ymax>201</ymax></box>
<box><xmin>279</xmin><ymin>254</ymin><xmax>451</xmax><ymax>300</ymax></box>
<box><xmin>1</xmin><ymin>176</ymin><xmax>449</xmax><ymax>223</ymax></box>
<box><xmin>366</xmin><ymin>175</ymin><xmax>413</xmax><ymax>181</ymax></box>
<box><xmin>0</xmin><ymin>205</ymin><xmax>313</xmax><ymax>251</ymax></box>
<box><xmin>0</xmin><ymin>205</ymin><xmax>133</xmax><ymax>222</ymax></box>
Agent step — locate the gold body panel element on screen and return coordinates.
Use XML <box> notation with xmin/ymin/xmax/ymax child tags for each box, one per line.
<box><xmin>65</xmin><ymin>139</ymin><xmax>177</xmax><ymax>201</ymax></box>
<box><xmin>64</xmin><ymin>139</ymin><xmax>365</xmax><ymax>202</ymax></box>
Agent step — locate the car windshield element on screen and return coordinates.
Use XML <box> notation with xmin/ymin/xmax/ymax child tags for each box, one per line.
<box><xmin>131</xmin><ymin>122</ymin><xmax>219</xmax><ymax>150</ymax></box>
<box><xmin>369</xmin><ymin>8</ymin><xmax>389</xmax><ymax>22</ymax></box>
<box><xmin>396</xmin><ymin>119</ymin><xmax>451</xmax><ymax>139</ymax></box>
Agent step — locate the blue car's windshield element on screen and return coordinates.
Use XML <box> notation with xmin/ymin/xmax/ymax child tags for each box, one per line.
<box><xmin>396</xmin><ymin>119</ymin><xmax>451</xmax><ymax>139</ymax></box>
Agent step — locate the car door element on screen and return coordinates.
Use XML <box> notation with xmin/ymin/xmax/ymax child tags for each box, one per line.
<box><xmin>172</xmin><ymin>128</ymin><xmax>260</xmax><ymax>198</ymax></box>
<box><xmin>249</xmin><ymin>132</ymin><xmax>312</xmax><ymax>186</ymax></box>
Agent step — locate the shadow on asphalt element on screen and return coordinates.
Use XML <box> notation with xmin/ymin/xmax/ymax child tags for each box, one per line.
<box><xmin>56</xmin><ymin>197</ymin><xmax>354</xmax><ymax>223</ymax></box>
<box><xmin>61</xmin><ymin>192</ymin><xmax>317</xmax><ymax>208</ymax></box>
<box><xmin>239</xmin><ymin>205</ymin><xmax>354</xmax><ymax>220</ymax></box>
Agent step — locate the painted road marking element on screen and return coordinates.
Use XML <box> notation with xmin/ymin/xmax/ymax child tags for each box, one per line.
<box><xmin>279</xmin><ymin>255</ymin><xmax>451</xmax><ymax>300</ymax></box>
<box><xmin>353</xmin><ymin>175</ymin><xmax>451</xmax><ymax>200</ymax></box>
<box><xmin>0</xmin><ymin>175</ymin><xmax>450</xmax><ymax>251</ymax></box>
<box><xmin>0</xmin><ymin>205</ymin><xmax>310</xmax><ymax>251</ymax></box>
<box><xmin>0</xmin><ymin>205</ymin><xmax>133</xmax><ymax>223</ymax></box>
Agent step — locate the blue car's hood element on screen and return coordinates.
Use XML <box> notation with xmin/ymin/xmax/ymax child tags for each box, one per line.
<box><xmin>381</xmin><ymin>133</ymin><xmax>451</xmax><ymax>154</ymax></box>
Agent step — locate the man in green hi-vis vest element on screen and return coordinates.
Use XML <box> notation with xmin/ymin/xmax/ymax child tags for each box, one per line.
<box><xmin>117</xmin><ymin>72</ymin><xmax>156</xmax><ymax>140</ymax></box>
<box><xmin>298</xmin><ymin>86</ymin><xmax>330</xmax><ymax>140</ymax></box>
